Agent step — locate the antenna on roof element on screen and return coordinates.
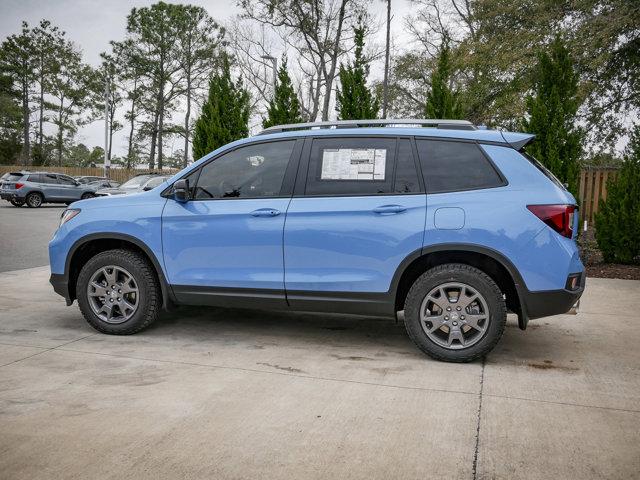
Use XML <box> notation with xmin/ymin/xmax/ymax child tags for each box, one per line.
<box><xmin>257</xmin><ymin>118</ymin><xmax>475</xmax><ymax>135</ymax></box>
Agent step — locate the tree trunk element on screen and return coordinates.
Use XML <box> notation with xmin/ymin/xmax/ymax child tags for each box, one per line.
<box><xmin>321</xmin><ymin>0</ymin><xmax>348</xmax><ymax>121</ymax></box>
<box><xmin>382</xmin><ymin>0</ymin><xmax>391</xmax><ymax>119</ymax></box>
<box><xmin>183</xmin><ymin>75</ymin><xmax>191</xmax><ymax>167</ymax></box>
<box><xmin>126</xmin><ymin>77</ymin><xmax>137</xmax><ymax>170</ymax></box>
<box><xmin>57</xmin><ymin>103</ymin><xmax>63</xmax><ymax>166</ymax></box>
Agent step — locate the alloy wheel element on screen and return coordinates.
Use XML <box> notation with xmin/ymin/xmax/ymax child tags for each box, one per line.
<box><xmin>419</xmin><ymin>282</ymin><xmax>490</xmax><ymax>349</ymax></box>
<box><xmin>86</xmin><ymin>265</ymin><xmax>139</xmax><ymax>324</ymax></box>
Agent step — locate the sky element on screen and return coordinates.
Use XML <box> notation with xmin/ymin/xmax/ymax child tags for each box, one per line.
<box><xmin>0</xmin><ymin>0</ymin><xmax>416</xmax><ymax>159</ymax></box>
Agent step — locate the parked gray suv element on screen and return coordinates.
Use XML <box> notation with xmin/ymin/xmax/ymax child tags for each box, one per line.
<box><xmin>0</xmin><ymin>171</ymin><xmax>98</xmax><ymax>207</ymax></box>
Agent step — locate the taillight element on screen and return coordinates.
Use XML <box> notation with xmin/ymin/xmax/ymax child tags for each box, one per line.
<box><xmin>527</xmin><ymin>204</ymin><xmax>576</xmax><ymax>239</ymax></box>
<box><xmin>15</xmin><ymin>183</ymin><xmax>24</xmax><ymax>189</ymax></box>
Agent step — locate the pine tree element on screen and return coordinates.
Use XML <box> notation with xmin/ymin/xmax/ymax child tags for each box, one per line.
<box><xmin>335</xmin><ymin>19</ymin><xmax>379</xmax><ymax>120</ymax></box>
<box><xmin>594</xmin><ymin>125</ymin><xmax>640</xmax><ymax>264</ymax></box>
<box><xmin>424</xmin><ymin>35</ymin><xmax>463</xmax><ymax>120</ymax></box>
<box><xmin>522</xmin><ymin>35</ymin><xmax>583</xmax><ymax>195</ymax></box>
<box><xmin>192</xmin><ymin>54</ymin><xmax>250</xmax><ymax>160</ymax></box>
<box><xmin>263</xmin><ymin>57</ymin><xmax>302</xmax><ymax>128</ymax></box>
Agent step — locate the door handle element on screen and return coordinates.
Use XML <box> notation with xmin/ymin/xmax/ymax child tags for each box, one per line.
<box><xmin>373</xmin><ymin>205</ymin><xmax>407</xmax><ymax>214</ymax></box>
<box><xmin>250</xmin><ymin>208</ymin><xmax>281</xmax><ymax>217</ymax></box>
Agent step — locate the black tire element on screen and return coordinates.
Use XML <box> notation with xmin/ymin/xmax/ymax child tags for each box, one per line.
<box><xmin>76</xmin><ymin>249</ymin><xmax>161</xmax><ymax>335</ymax></box>
<box><xmin>26</xmin><ymin>192</ymin><xmax>43</xmax><ymax>208</ymax></box>
<box><xmin>10</xmin><ymin>199</ymin><xmax>24</xmax><ymax>207</ymax></box>
<box><xmin>403</xmin><ymin>263</ymin><xmax>506</xmax><ymax>363</ymax></box>
<box><xmin>81</xmin><ymin>192</ymin><xmax>94</xmax><ymax>200</ymax></box>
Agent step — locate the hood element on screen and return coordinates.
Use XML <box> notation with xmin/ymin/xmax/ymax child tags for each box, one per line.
<box><xmin>95</xmin><ymin>187</ymin><xmax>133</xmax><ymax>195</ymax></box>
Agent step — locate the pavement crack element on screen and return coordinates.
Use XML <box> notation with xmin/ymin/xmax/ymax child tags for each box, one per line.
<box><xmin>472</xmin><ymin>356</ymin><xmax>485</xmax><ymax>480</ymax></box>
<box><xmin>0</xmin><ymin>333</ymin><xmax>97</xmax><ymax>369</ymax></box>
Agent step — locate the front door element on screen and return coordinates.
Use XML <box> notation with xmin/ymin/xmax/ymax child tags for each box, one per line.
<box><xmin>283</xmin><ymin>136</ymin><xmax>426</xmax><ymax>315</ymax></box>
<box><xmin>162</xmin><ymin>139</ymin><xmax>300</xmax><ymax>308</ymax></box>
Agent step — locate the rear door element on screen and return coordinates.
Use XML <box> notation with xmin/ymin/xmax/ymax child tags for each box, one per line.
<box><xmin>283</xmin><ymin>136</ymin><xmax>426</xmax><ymax>314</ymax></box>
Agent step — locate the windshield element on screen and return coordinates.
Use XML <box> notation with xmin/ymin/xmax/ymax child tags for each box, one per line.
<box><xmin>144</xmin><ymin>176</ymin><xmax>167</xmax><ymax>189</ymax></box>
<box><xmin>119</xmin><ymin>175</ymin><xmax>155</xmax><ymax>189</ymax></box>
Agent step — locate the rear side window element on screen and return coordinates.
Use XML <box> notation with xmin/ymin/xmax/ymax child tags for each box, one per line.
<box><xmin>416</xmin><ymin>140</ymin><xmax>505</xmax><ymax>193</ymax></box>
<box><xmin>305</xmin><ymin>137</ymin><xmax>396</xmax><ymax>195</ymax></box>
<box><xmin>27</xmin><ymin>174</ymin><xmax>43</xmax><ymax>183</ymax></box>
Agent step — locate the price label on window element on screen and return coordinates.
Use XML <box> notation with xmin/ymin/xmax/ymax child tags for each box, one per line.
<box><xmin>320</xmin><ymin>148</ymin><xmax>386</xmax><ymax>180</ymax></box>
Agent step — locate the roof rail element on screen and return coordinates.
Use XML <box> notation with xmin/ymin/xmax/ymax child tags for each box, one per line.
<box><xmin>257</xmin><ymin>118</ymin><xmax>475</xmax><ymax>135</ymax></box>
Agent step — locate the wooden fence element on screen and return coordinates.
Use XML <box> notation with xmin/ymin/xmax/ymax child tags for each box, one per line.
<box><xmin>0</xmin><ymin>165</ymin><xmax>178</xmax><ymax>184</ymax></box>
<box><xmin>577</xmin><ymin>167</ymin><xmax>620</xmax><ymax>225</ymax></box>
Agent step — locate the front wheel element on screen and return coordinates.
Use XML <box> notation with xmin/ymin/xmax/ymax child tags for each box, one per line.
<box><xmin>76</xmin><ymin>249</ymin><xmax>161</xmax><ymax>334</ymax></box>
<box><xmin>80</xmin><ymin>192</ymin><xmax>94</xmax><ymax>200</ymax></box>
<box><xmin>403</xmin><ymin>263</ymin><xmax>506</xmax><ymax>363</ymax></box>
<box><xmin>10</xmin><ymin>199</ymin><xmax>24</xmax><ymax>207</ymax></box>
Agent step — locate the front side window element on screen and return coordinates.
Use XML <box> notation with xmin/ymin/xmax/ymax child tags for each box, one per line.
<box><xmin>194</xmin><ymin>140</ymin><xmax>295</xmax><ymax>200</ymax></box>
<box><xmin>57</xmin><ymin>175</ymin><xmax>77</xmax><ymax>186</ymax></box>
<box><xmin>305</xmin><ymin>137</ymin><xmax>396</xmax><ymax>195</ymax></box>
<box><xmin>416</xmin><ymin>139</ymin><xmax>505</xmax><ymax>193</ymax></box>
<box><xmin>42</xmin><ymin>174</ymin><xmax>58</xmax><ymax>184</ymax></box>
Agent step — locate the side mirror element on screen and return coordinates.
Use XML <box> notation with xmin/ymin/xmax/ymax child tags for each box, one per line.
<box><xmin>173</xmin><ymin>178</ymin><xmax>190</xmax><ymax>202</ymax></box>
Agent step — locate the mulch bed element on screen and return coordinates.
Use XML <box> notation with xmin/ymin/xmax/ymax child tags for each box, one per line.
<box><xmin>578</xmin><ymin>229</ymin><xmax>640</xmax><ymax>280</ymax></box>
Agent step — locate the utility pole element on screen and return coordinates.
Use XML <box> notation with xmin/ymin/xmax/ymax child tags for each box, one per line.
<box><xmin>382</xmin><ymin>0</ymin><xmax>391</xmax><ymax>119</ymax></box>
<box><xmin>261</xmin><ymin>55</ymin><xmax>278</xmax><ymax>92</ymax></box>
<box><xmin>104</xmin><ymin>67</ymin><xmax>110</xmax><ymax>178</ymax></box>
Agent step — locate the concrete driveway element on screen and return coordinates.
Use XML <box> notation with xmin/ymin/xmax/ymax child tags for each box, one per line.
<box><xmin>0</xmin><ymin>266</ymin><xmax>638</xmax><ymax>480</ymax></box>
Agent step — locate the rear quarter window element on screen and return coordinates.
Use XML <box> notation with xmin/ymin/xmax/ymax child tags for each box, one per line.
<box><xmin>416</xmin><ymin>139</ymin><xmax>505</xmax><ymax>193</ymax></box>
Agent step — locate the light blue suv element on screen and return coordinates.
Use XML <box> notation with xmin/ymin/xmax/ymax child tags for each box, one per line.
<box><xmin>49</xmin><ymin>119</ymin><xmax>585</xmax><ymax>362</ymax></box>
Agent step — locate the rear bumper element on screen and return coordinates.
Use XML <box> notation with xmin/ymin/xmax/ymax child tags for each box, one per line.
<box><xmin>522</xmin><ymin>272</ymin><xmax>585</xmax><ymax>321</ymax></box>
<box><xmin>0</xmin><ymin>191</ymin><xmax>23</xmax><ymax>201</ymax></box>
<box><xmin>50</xmin><ymin>273</ymin><xmax>73</xmax><ymax>306</ymax></box>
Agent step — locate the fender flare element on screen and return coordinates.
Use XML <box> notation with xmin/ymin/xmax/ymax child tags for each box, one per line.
<box><xmin>64</xmin><ymin>232</ymin><xmax>174</xmax><ymax>309</ymax></box>
<box><xmin>389</xmin><ymin>243</ymin><xmax>528</xmax><ymax>328</ymax></box>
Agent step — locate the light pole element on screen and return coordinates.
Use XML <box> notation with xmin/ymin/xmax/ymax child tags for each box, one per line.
<box><xmin>104</xmin><ymin>67</ymin><xmax>110</xmax><ymax>178</ymax></box>
<box><xmin>261</xmin><ymin>54</ymin><xmax>277</xmax><ymax>91</ymax></box>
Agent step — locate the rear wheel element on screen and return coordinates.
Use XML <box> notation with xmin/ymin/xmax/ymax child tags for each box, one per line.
<box><xmin>80</xmin><ymin>192</ymin><xmax>94</xmax><ymax>200</ymax></box>
<box><xmin>403</xmin><ymin>263</ymin><xmax>506</xmax><ymax>362</ymax></box>
<box><xmin>10</xmin><ymin>199</ymin><xmax>24</xmax><ymax>207</ymax></box>
<box><xmin>26</xmin><ymin>192</ymin><xmax>43</xmax><ymax>208</ymax></box>
<box><xmin>76</xmin><ymin>249</ymin><xmax>160</xmax><ymax>334</ymax></box>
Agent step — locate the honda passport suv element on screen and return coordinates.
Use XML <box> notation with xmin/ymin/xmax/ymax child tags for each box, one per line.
<box><xmin>48</xmin><ymin>119</ymin><xmax>585</xmax><ymax>362</ymax></box>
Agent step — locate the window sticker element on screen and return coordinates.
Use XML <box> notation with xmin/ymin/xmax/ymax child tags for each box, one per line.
<box><xmin>320</xmin><ymin>148</ymin><xmax>386</xmax><ymax>180</ymax></box>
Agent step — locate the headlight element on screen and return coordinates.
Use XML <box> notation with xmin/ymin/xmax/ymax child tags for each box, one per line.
<box><xmin>59</xmin><ymin>208</ymin><xmax>81</xmax><ymax>228</ymax></box>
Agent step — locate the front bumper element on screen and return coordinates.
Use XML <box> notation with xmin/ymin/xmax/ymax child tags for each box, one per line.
<box><xmin>50</xmin><ymin>273</ymin><xmax>72</xmax><ymax>306</ymax></box>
